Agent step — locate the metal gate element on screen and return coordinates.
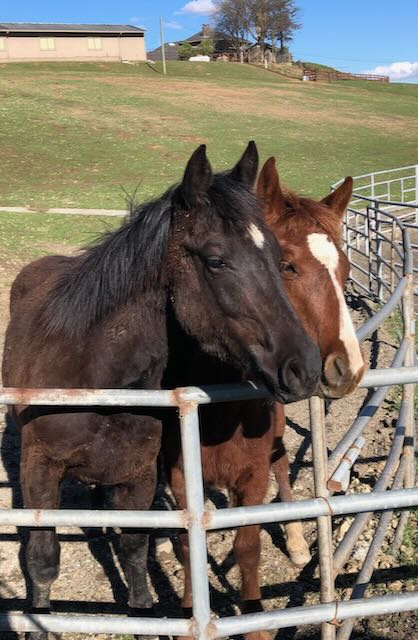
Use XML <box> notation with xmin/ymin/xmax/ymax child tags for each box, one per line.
<box><xmin>0</xmin><ymin>177</ymin><xmax>417</xmax><ymax>638</ymax></box>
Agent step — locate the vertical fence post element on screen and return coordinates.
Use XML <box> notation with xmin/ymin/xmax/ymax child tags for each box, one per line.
<box><xmin>376</xmin><ymin>208</ymin><xmax>384</xmax><ymax>302</ymax></box>
<box><xmin>179</xmin><ymin>399</ymin><xmax>212</xmax><ymax>639</ymax></box>
<box><xmin>391</xmin><ymin>261</ymin><xmax>416</xmax><ymax>556</ymax></box>
<box><xmin>365</xmin><ymin>207</ymin><xmax>372</xmax><ymax>293</ymax></box>
<box><xmin>370</xmin><ymin>173</ymin><xmax>375</xmax><ymax>199</ymax></box>
<box><xmin>402</xmin><ymin>271</ymin><xmax>416</xmax><ymax>491</ymax></box>
<box><xmin>390</xmin><ymin>220</ymin><xmax>396</xmax><ymax>293</ymax></box>
<box><xmin>309</xmin><ymin>396</ymin><xmax>336</xmax><ymax>640</ymax></box>
<box><xmin>415</xmin><ymin>164</ymin><xmax>418</xmax><ymax>204</ymax></box>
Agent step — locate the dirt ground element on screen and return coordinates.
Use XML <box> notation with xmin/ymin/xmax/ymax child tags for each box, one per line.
<box><xmin>0</xmin><ymin>251</ymin><xmax>416</xmax><ymax>640</ymax></box>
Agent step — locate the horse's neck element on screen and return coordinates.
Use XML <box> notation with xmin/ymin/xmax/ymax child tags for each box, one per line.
<box><xmin>85</xmin><ymin>290</ymin><xmax>169</xmax><ymax>390</ymax></box>
<box><xmin>4</xmin><ymin>282</ymin><xmax>169</xmax><ymax>391</ymax></box>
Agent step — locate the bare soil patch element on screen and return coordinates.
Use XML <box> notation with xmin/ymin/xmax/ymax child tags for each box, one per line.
<box><xmin>94</xmin><ymin>76</ymin><xmax>410</xmax><ymax>134</ymax></box>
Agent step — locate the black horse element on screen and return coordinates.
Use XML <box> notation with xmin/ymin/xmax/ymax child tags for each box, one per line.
<box><xmin>2</xmin><ymin>142</ymin><xmax>320</xmax><ymax>638</ymax></box>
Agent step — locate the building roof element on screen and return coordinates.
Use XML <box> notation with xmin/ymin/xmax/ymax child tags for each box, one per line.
<box><xmin>0</xmin><ymin>23</ymin><xmax>145</xmax><ymax>34</ymax></box>
<box><xmin>181</xmin><ymin>27</ymin><xmax>250</xmax><ymax>45</ymax></box>
<box><xmin>147</xmin><ymin>25</ymin><xmax>251</xmax><ymax>61</ymax></box>
<box><xmin>148</xmin><ymin>42</ymin><xmax>181</xmax><ymax>62</ymax></box>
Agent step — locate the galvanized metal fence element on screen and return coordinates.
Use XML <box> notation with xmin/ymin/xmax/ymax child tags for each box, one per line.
<box><xmin>333</xmin><ymin>164</ymin><xmax>418</xmax><ymax>301</ymax></box>
<box><xmin>0</xmin><ymin>174</ymin><xmax>417</xmax><ymax>638</ymax></box>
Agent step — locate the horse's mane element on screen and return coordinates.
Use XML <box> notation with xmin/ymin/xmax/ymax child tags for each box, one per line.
<box><xmin>42</xmin><ymin>173</ymin><xmax>261</xmax><ymax>337</ymax></box>
<box><xmin>277</xmin><ymin>190</ymin><xmax>342</xmax><ymax>244</ymax></box>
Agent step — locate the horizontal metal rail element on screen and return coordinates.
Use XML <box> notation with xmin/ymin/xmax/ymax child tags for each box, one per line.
<box><xmin>0</xmin><ymin>486</ymin><xmax>417</xmax><ymax>531</ymax></box>
<box><xmin>3</xmin><ymin>591</ymin><xmax>418</xmax><ymax>636</ymax></box>
<box><xmin>1</xmin><ymin>367</ymin><xmax>417</xmax><ymax>408</ymax></box>
<box><xmin>214</xmin><ymin>591</ymin><xmax>418</xmax><ymax>638</ymax></box>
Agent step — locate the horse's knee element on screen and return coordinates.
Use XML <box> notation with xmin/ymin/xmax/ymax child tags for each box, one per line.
<box><xmin>234</xmin><ymin>525</ymin><xmax>261</xmax><ymax>569</ymax></box>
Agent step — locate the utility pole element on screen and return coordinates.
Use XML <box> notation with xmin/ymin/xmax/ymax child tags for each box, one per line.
<box><xmin>160</xmin><ymin>16</ymin><xmax>167</xmax><ymax>75</ymax></box>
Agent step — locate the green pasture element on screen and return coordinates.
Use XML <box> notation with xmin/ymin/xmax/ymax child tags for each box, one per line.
<box><xmin>0</xmin><ymin>61</ymin><xmax>417</xmax><ymax>210</ymax></box>
<box><xmin>0</xmin><ymin>212</ymin><xmax>120</xmax><ymax>297</ymax></box>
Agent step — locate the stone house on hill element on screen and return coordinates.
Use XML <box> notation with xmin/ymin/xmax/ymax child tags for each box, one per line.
<box><xmin>148</xmin><ymin>24</ymin><xmax>249</xmax><ymax>62</ymax></box>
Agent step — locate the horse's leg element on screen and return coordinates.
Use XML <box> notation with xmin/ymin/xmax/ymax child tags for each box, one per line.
<box><xmin>271</xmin><ymin>404</ymin><xmax>311</xmax><ymax>567</ymax></box>
<box><xmin>233</xmin><ymin>468</ymin><xmax>270</xmax><ymax>640</ymax></box>
<box><xmin>21</xmin><ymin>453</ymin><xmax>63</xmax><ymax>640</ymax></box>
<box><xmin>112</xmin><ymin>475</ymin><xmax>157</xmax><ymax>613</ymax></box>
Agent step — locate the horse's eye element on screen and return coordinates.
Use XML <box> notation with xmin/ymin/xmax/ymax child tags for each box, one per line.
<box><xmin>206</xmin><ymin>255</ymin><xmax>226</xmax><ymax>270</ymax></box>
<box><xmin>280</xmin><ymin>261</ymin><xmax>297</xmax><ymax>275</ymax></box>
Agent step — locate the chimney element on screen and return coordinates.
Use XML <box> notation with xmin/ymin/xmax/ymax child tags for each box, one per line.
<box><xmin>202</xmin><ymin>24</ymin><xmax>210</xmax><ymax>37</ymax></box>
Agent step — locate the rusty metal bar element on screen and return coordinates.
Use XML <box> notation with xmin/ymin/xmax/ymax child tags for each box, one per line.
<box><xmin>1</xmin><ymin>367</ymin><xmax>417</xmax><ymax>409</ymax></box>
<box><xmin>1</xmin><ymin>486</ymin><xmax>417</xmax><ymax>537</ymax></box>
<box><xmin>179</xmin><ymin>402</ymin><xmax>212</xmax><ymax>639</ymax></box>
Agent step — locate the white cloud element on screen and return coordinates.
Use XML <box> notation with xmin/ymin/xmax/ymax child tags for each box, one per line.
<box><xmin>365</xmin><ymin>61</ymin><xmax>418</xmax><ymax>81</ymax></box>
<box><xmin>177</xmin><ymin>0</ymin><xmax>217</xmax><ymax>15</ymax></box>
<box><xmin>164</xmin><ymin>21</ymin><xmax>183</xmax><ymax>30</ymax></box>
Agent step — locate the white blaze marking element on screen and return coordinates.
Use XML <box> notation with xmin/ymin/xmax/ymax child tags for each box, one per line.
<box><xmin>249</xmin><ymin>223</ymin><xmax>265</xmax><ymax>248</ymax></box>
<box><xmin>307</xmin><ymin>233</ymin><xmax>363</xmax><ymax>376</ymax></box>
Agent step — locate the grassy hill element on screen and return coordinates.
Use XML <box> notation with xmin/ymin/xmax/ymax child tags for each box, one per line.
<box><xmin>0</xmin><ymin>60</ymin><xmax>417</xmax><ymax>210</ymax></box>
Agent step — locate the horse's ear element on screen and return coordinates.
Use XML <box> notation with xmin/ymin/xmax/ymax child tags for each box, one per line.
<box><xmin>321</xmin><ymin>177</ymin><xmax>353</xmax><ymax>218</ymax></box>
<box><xmin>257</xmin><ymin>157</ymin><xmax>286</xmax><ymax>224</ymax></box>
<box><xmin>229</xmin><ymin>141</ymin><xmax>259</xmax><ymax>188</ymax></box>
<box><xmin>180</xmin><ymin>145</ymin><xmax>212</xmax><ymax>208</ymax></box>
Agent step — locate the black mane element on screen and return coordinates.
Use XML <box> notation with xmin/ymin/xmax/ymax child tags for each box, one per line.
<box><xmin>42</xmin><ymin>173</ymin><xmax>262</xmax><ymax>337</ymax></box>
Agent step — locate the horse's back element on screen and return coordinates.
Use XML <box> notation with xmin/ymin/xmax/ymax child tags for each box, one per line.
<box><xmin>9</xmin><ymin>254</ymin><xmax>71</xmax><ymax>314</ymax></box>
<box><xmin>3</xmin><ymin>255</ymin><xmax>75</xmax><ymax>388</ymax></box>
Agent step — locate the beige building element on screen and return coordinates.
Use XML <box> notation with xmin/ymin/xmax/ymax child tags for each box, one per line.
<box><xmin>0</xmin><ymin>23</ymin><xmax>146</xmax><ymax>62</ymax></box>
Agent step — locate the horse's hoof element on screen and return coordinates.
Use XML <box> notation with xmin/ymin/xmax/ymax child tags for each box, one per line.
<box><xmin>288</xmin><ymin>544</ymin><xmax>312</xmax><ymax>567</ymax></box>
<box><xmin>155</xmin><ymin>536</ymin><xmax>174</xmax><ymax>560</ymax></box>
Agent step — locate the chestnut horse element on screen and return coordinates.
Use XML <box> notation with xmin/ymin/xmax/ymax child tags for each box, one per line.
<box><xmin>163</xmin><ymin>158</ymin><xmax>364</xmax><ymax>640</ymax></box>
<box><xmin>2</xmin><ymin>144</ymin><xmax>321</xmax><ymax>640</ymax></box>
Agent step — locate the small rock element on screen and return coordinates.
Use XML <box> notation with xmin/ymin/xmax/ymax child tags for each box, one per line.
<box><xmin>388</xmin><ymin>580</ymin><xmax>403</xmax><ymax>592</ymax></box>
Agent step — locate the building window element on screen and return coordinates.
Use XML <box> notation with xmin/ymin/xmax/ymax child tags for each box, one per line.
<box><xmin>0</xmin><ymin>38</ymin><xmax>5</xmax><ymax>51</ymax></box>
<box><xmin>40</xmin><ymin>37</ymin><xmax>55</xmax><ymax>50</ymax></box>
<box><xmin>87</xmin><ymin>37</ymin><xmax>102</xmax><ymax>50</ymax></box>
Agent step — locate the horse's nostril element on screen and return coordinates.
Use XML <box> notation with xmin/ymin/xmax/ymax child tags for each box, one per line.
<box><xmin>282</xmin><ymin>357</ymin><xmax>302</xmax><ymax>391</ymax></box>
<box><xmin>281</xmin><ymin>349</ymin><xmax>320</xmax><ymax>397</ymax></box>
<box><xmin>324</xmin><ymin>354</ymin><xmax>348</xmax><ymax>386</ymax></box>
<box><xmin>334</xmin><ymin>356</ymin><xmax>346</xmax><ymax>377</ymax></box>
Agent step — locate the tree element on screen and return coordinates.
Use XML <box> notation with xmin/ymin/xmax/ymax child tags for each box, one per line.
<box><xmin>247</xmin><ymin>0</ymin><xmax>272</xmax><ymax>60</ymax></box>
<box><xmin>215</xmin><ymin>0</ymin><xmax>250</xmax><ymax>60</ymax></box>
<box><xmin>215</xmin><ymin>0</ymin><xmax>300</xmax><ymax>62</ymax></box>
<box><xmin>178</xmin><ymin>38</ymin><xmax>214</xmax><ymax>59</ymax></box>
<box><xmin>177</xmin><ymin>42</ymin><xmax>194</xmax><ymax>59</ymax></box>
<box><xmin>199</xmin><ymin>37</ymin><xmax>215</xmax><ymax>56</ymax></box>
<box><xmin>269</xmin><ymin>0</ymin><xmax>300</xmax><ymax>54</ymax></box>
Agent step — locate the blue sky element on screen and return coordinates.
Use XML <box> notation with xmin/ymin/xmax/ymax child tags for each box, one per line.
<box><xmin>2</xmin><ymin>1</ymin><xmax>418</xmax><ymax>82</ymax></box>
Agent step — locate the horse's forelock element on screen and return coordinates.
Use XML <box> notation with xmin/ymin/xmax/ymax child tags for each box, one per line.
<box><xmin>278</xmin><ymin>192</ymin><xmax>343</xmax><ymax>245</ymax></box>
